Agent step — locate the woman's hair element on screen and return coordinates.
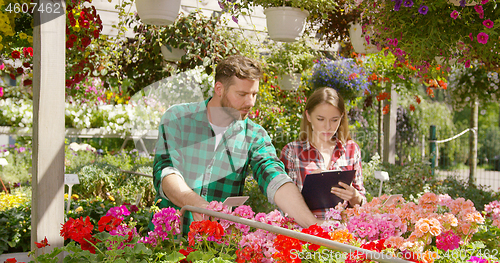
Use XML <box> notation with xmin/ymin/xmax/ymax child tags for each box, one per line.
<box><xmin>299</xmin><ymin>87</ymin><xmax>351</xmax><ymax>144</ymax></box>
<box><xmin>215</xmin><ymin>55</ymin><xmax>263</xmax><ymax>90</ymax></box>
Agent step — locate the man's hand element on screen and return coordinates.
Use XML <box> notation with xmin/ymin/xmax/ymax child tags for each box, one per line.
<box><xmin>162</xmin><ymin>173</ymin><xmax>209</xmax><ymax>218</ymax></box>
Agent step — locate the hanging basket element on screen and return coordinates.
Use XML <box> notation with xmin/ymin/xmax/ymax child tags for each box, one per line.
<box><xmin>135</xmin><ymin>0</ymin><xmax>181</xmax><ymax>26</ymax></box>
<box><xmin>263</xmin><ymin>7</ymin><xmax>309</xmax><ymax>42</ymax></box>
<box><xmin>447</xmin><ymin>0</ymin><xmax>477</xmax><ymax>6</ymax></box>
<box><xmin>348</xmin><ymin>22</ymin><xmax>379</xmax><ymax>54</ymax></box>
<box><xmin>161</xmin><ymin>45</ymin><xmax>186</xmax><ymax>62</ymax></box>
<box><xmin>278</xmin><ymin>73</ymin><xmax>301</xmax><ymax>91</ymax></box>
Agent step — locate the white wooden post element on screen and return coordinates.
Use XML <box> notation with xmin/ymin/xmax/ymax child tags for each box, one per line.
<box><xmin>383</xmin><ymin>86</ymin><xmax>398</xmax><ymax>164</ymax></box>
<box><xmin>32</xmin><ymin>0</ymin><xmax>66</xmax><ymax>257</ymax></box>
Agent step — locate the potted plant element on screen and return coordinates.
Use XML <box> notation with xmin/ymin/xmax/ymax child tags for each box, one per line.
<box><xmin>309</xmin><ymin>58</ymin><xmax>370</xmax><ymax>101</ymax></box>
<box><xmin>265</xmin><ymin>39</ymin><xmax>320</xmax><ymax>90</ymax></box>
<box><xmin>311</xmin><ymin>0</ymin><xmax>379</xmax><ymax>54</ymax></box>
<box><xmin>359</xmin><ymin>0</ymin><xmax>500</xmax><ymax>71</ymax></box>
<box><xmin>135</xmin><ymin>0</ymin><xmax>182</xmax><ymax>26</ymax></box>
<box><xmin>218</xmin><ymin>0</ymin><xmax>338</xmax><ymax>42</ymax></box>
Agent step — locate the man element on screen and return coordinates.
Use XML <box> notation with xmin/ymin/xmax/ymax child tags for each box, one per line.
<box><xmin>152</xmin><ymin>55</ymin><xmax>321</xmax><ymax>234</ymax></box>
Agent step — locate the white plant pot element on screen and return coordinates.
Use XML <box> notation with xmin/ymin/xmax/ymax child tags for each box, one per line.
<box><xmin>135</xmin><ymin>0</ymin><xmax>181</xmax><ymax>26</ymax></box>
<box><xmin>348</xmin><ymin>22</ymin><xmax>379</xmax><ymax>54</ymax></box>
<box><xmin>264</xmin><ymin>7</ymin><xmax>309</xmax><ymax>42</ymax></box>
<box><xmin>435</xmin><ymin>56</ymin><xmax>457</xmax><ymax>66</ymax></box>
<box><xmin>161</xmin><ymin>45</ymin><xmax>186</xmax><ymax>62</ymax></box>
<box><xmin>278</xmin><ymin>73</ymin><xmax>301</xmax><ymax>91</ymax></box>
<box><xmin>447</xmin><ymin>0</ymin><xmax>477</xmax><ymax>6</ymax></box>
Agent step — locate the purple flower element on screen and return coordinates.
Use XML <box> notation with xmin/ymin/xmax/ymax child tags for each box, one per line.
<box><xmin>394</xmin><ymin>0</ymin><xmax>403</xmax><ymax>11</ymax></box>
<box><xmin>483</xmin><ymin>19</ymin><xmax>494</xmax><ymax>28</ymax></box>
<box><xmin>418</xmin><ymin>5</ymin><xmax>428</xmax><ymax>14</ymax></box>
<box><xmin>403</xmin><ymin>0</ymin><xmax>413</xmax><ymax>7</ymax></box>
<box><xmin>232</xmin><ymin>15</ymin><xmax>238</xmax><ymax>24</ymax></box>
<box><xmin>477</xmin><ymin>32</ymin><xmax>489</xmax><ymax>44</ymax></box>
<box><xmin>460</xmin><ymin>0</ymin><xmax>466</xmax><ymax>6</ymax></box>
<box><xmin>450</xmin><ymin>10</ymin><xmax>459</xmax><ymax>19</ymax></box>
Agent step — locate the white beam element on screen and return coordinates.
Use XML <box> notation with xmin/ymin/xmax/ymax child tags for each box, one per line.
<box><xmin>32</xmin><ymin>0</ymin><xmax>66</xmax><ymax>257</ymax></box>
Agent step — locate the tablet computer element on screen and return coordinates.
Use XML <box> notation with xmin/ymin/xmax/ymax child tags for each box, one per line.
<box><xmin>301</xmin><ymin>170</ymin><xmax>356</xmax><ymax>211</ymax></box>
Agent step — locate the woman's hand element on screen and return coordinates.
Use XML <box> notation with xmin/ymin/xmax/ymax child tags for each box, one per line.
<box><xmin>331</xmin><ymin>182</ymin><xmax>363</xmax><ymax>206</ymax></box>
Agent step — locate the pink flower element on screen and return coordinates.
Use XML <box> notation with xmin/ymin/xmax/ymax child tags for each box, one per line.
<box><xmin>483</xmin><ymin>19</ymin><xmax>494</xmax><ymax>28</ymax></box>
<box><xmin>365</xmin><ymin>35</ymin><xmax>371</xmax><ymax>45</ymax></box>
<box><xmin>465</xmin><ymin>60</ymin><xmax>471</xmax><ymax>68</ymax></box>
<box><xmin>477</xmin><ymin>32</ymin><xmax>489</xmax><ymax>44</ymax></box>
<box><xmin>436</xmin><ymin>230</ymin><xmax>461</xmax><ymax>251</ymax></box>
<box><xmin>474</xmin><ymin>5</ymin><xmax>484</xmax><ymax>18</ymax></box>
<box><xmin>469</xmin><ymin>33</ymin><xmax>474</xmax><ymax>41</ymax></box>
<box><xmin>450</xmin><ymin>10</ymin><xmax>459</xmax><ymax>19</ymax></box>
<box><xmin>481</xmin><ymin>0</ymin><xmax>488</xmax><ymax>3</ymax></box>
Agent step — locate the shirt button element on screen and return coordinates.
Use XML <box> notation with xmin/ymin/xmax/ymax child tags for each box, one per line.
<box><xmin>201</xmin><ymin>188</ymin><xmax>207</xmax><ymax>196</ymax></box>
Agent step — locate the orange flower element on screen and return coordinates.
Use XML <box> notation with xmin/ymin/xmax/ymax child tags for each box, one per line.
<box><xmin>348</xmin><ymin>73</ymin><xmax>358</xmax><ymax>80</ymax></box>
<box><xmin>426</xmin><ymin>87</ymin><xmax>434</xmax><ymax>97</ymax></box>
<box><xmin>329</xmin><ymin>229</ymin><xmax>353</xmax><ymax>244</ymax></box>
<box><xmin>437</xmin><ymin>80</ymin><xmax>448</xmax><ymax>89</ymax></box>
<box><xmin>409</xmin><ymin>104</ymin><xmax>415</xmax><ymax>111</ymax></box>
<box><xmin>415</xmin><ymin>95</ymin><xmax>421</xmax><ymax>104</ymax></box>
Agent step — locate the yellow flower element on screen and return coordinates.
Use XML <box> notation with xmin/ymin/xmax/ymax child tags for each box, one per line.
<box><xmin>0</xmin><ymin>44</ymin><xmax>4</xmax><ymax>50</ymax></box>
<box><xmin>71</xmin><ymin>194</ymin><xmax>79</xmax><ymax>200</ymax></box>
<box><xmin>27</xmin><ymin>36</ymin><xmax>33</xmax><ymax>43</ymax></box>
<box><xmin>75</xmin><ymin>206</ymin><xmax>83</xmax><ymax>213</ymax></box>
<box><xmin>108</xmin><ymin>195</ymin><xmax>115</xmax><ymax>202</ymax></box>
<box><xmin>64</xmin><ymin>193</ymin><xmax>68</xmax><ymax>200</ymax></box>
<box><xmin>19</xmin><ymin>32</ymin><xmax>27</xmax><ymax>39</ymax></box>
<box><xmin>100</xmin><ymin>203</ymin><xmax>105</xmax><ymax>208</ymax></box>
<box><xmin>0</xmin><ymin>35</ymin><xmax>2</xmax><ymax>42</ymax></box>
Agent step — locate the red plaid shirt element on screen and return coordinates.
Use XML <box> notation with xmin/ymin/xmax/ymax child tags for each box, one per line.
<box><xmin>280</xmin><ymin>139</ymin><xmax>366</xmax><ymax>219</ymax></box>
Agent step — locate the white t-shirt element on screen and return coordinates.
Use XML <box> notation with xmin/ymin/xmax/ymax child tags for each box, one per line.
<box><xmin>210</xmin><ymin>122</ymin><xmax>229</xmax><ymax>151</ymax></box>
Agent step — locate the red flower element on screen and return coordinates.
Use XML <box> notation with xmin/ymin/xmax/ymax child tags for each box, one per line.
<box><xmin>301</xmin><ymin>224</ymin><xmax>331</xmax><ymax>251</ymax></box>
<box><xmin>437</xmin><ymin>80</ymin><xmax>447</xmax><ymax>89</ymax></box>
<box><xmin>34</xmin><ymin>236</ymin><xmax>50</xmax><ymax>248</ymax></box>
<box><xmin>376</xmin><ymin>92</ymin><xmax>390</xmax><ymax>101</ymax></box>
<box><xmin>415</xmin><ymin>95</ymin><xmax>421</xmax><ymax>104</ymax></box>
<box><xmin>409</xmin><ymin>104</ymin><xmax>415</xmax><ymax>112</ymax></box>
<box><xmin>9</xmin><ymin>74</ymin><xmax>16</xmax><ymax>80</ymax></box>
<box><xmin>348</xmin><ymin>73</ymin><xmax>358</xmax><ymax>80</ymax></box>
<box><xmin>22</xmin><ymin>47</ymin><xmax>33</xmax><ymax>57</ymax></box>
<box><xmin>179</xmin><ymin>247</ymin><xmax>197</xmax><ymax>263</ymax></box>
<box><xmin>5</xmin><ymin>258</ymin><xmax>18</xmax><ymax>263</ymax></box>
<box><xmin>382</xmin><ymin>105</ymin><xmax>390</xmax><ymax>115</ymax></box>
<box><xmin>272</xmin><ymin>235</ymin><xmax>302</xmax><ymax>263</ymax></box>
<box><xmin>16</xmin><ymin>67</ymin><xmax>24</xmax><ymax>74</ymax></box>
<box><xmin>93</xmin><ymin>30</ymin><xmax>100</xmax><ymax>39</ymax></box>
<box><xmin>81</xmin><ymin>37</ymin><xmax>91</xmax><ymax>47</ymax></box>
<box><xmin>11</xmin><ymin>50</ymin><xmax>21</xmax><ymax>59</ymax></box>
<box><xmin>236</xmin><ymin>245</ymin><xmax>264</xmax><ymax>263</ymax></box>
<box><xmin>22</xmin><ymin>62</ymin><xmax>31</xmax><ymax>68</ymax></box>
<box><xmin>60</xmin><ymin>216</ymin><xmax>94</xmax><ymax>243</ymax></box>
<box><xmin>68</xmin><ymin>34</ymin><xmax>77</xmax><ymax>43</ymax></box>
<box><xmin>97</xmin><ymin>215</ymin><xmax>123</xmax><ymax>232</ymax></box>
<box><xmin>66</xmin><ymin>41</ymin><xmax>74</xmax><ymax>49</ymax></box>
<box><xmin>188</xmin><ymin>220</ymin><xmax>225</xmax><ymax>247</ymax></box>
<box><xmin>23</xmin><ymin>79</ymin><xmax>32</xmax><ymax>86</ymax></box>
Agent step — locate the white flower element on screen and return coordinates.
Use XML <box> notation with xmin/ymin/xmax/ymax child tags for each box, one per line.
<box><xmin>0</xmin><ymin>158</ymin><xmax>8</xmax><ymax>166</ymax></box>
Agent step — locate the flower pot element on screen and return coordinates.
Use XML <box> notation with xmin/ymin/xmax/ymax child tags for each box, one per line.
<box><xmin>264</xmin><ymin>7</ymin><xmax>309</xmax><ymax>42</ymax></box>
<box><xmin>447</xmin><ymin>0</ymin><xmax>477</xmax><ymax>6</ymax></box>
<box><xmin>161</xmin><ymin>45</ymin><xmax>186</xmax><ymax>62</ymax></box>
<box><xmin>135</xmin><ymin>0</ymin><xmax>181</xmax><ymax>25</ymax></box>
<box><xmin>278</xmin><ymin>73</ymin><xmax>301</xmax><ymax>91</ymax></box>
<box><xmin>348</xmin><ymin>22</ymin><xmax>379</xmax><ymax>54</ymax></box>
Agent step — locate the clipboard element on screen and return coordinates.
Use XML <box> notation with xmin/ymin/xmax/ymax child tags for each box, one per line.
<box><xmin>301</xmin><ymin>170</ymin><xmax>356</xmax><ymax>210</ymax></box>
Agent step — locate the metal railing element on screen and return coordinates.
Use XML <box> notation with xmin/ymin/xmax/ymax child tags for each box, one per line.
<box><xmin>179</xmin><ymin>205</ymin><xmax>411</xmax><ymax>263</ymax></box>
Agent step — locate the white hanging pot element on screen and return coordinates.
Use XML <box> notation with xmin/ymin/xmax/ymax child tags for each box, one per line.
<box><xmin>264</xmin><ymin>7</ymin><xmax>309</xmax><ymax>42</ymax></box>
<box><xmin>135</xmin><ymin>0</ymin><xmax>181</xmax><ymax>26</ymax></box>
<box><xmin>447</xmin><ymin>0</ymin><xmax>477</xmax><ymax>6</ymax></box>
<box><xmin>161</xmin><ymin>45</ymin><xmax>186</xmax><ymax>62</ymax></box>
<box><xmin>348</xmin><ymin>22</ymin><xmax>379</xmax><ymax>54</ymax></box>
<box><xmin>278</xmin><ymin>73</ymin><xmax>301</xmax><ymax>91</ymax></box>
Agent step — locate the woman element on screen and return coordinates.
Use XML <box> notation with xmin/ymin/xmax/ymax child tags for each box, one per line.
<box><xmin>280</xmin><ymin>87</ymin><xmax>366</xmax><ymax>219</ymax></box>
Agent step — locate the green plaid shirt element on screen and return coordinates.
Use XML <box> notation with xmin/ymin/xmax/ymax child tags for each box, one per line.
<box><xmin>151</xmin><ymin>98</ymin><xmax>291</xmax><ymax>234</ymax></box>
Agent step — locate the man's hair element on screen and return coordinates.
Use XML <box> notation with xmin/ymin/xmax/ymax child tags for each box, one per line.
<box><xmin>215</xmin><ymin>55</ymin><xmax>263</xmax><ymax>90</ymax></box>
<box><xmin>299</xmin><ymin>87</ymin><xmax>351</xmax><ymax>144</ymax></box>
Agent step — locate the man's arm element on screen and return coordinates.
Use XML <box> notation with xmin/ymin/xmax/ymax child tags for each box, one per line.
<box><xmin>274</xmin><ymin>182</ymin><xmax>323</xmax><ymax>228</ymax></box>
<box><xmin>161</xmin><ymin>173</ymin><xmax>209</xmax><ymax>220</ymax></box>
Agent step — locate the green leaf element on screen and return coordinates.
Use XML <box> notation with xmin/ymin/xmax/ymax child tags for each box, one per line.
<box><xmin>163</xmin><ymin>251</ymin><xmax>186</xmax><ymax>262</ymax></box>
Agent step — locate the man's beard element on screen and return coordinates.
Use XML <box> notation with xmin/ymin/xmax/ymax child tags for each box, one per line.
<box><xmin>220</xmin><ymin>94</ymin><xmax>250</xmax><ymax>120</ymax></box>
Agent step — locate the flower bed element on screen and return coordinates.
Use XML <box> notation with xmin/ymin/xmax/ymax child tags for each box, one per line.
<box><xmin>12</xmin><ymin>193</ymin><xmax>500</xmax><ymax>263</ymax></box>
